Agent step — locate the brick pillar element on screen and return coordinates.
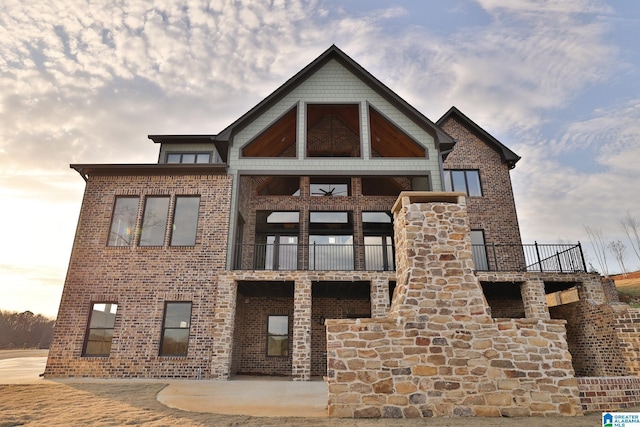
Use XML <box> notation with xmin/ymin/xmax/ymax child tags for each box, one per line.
<box><xmin>292</xmin><ymin>278</ymin><xmax>312</xmax><ymax>380</ymax></box>
<box><xmin>370</xmin><ymin>278</ymin><xmax>389</xmax><ymax>318</ymax></box>
<box><xmin>211</xmin><ymin>274</ymin><xmax>237</xmax><ymax>379</ymax></box>
<box><xmin>520</xmin><ymin>279</ymin><xmax>550</xmax><ymax>319</ymax></box>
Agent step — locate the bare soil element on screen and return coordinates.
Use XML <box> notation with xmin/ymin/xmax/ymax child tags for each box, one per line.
<box><xmin>0</xmin><ymin>350</ymin><xmax>613</xmax><ymax>426</ymax></box>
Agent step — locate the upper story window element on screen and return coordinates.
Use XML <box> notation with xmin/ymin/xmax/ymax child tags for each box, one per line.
<box><xmin>307</xmin><ymin>104</ymin><xmax>360</xmax><ymax>157</ymax></box>
<box><xmin>107</xmin><ymin>195</ymin><xmax>200</xmax><ymax>248</ymax></box>
<box><xmin>108</xmin><ymin>197</ymin><xmax>139</xmax><ymax>247</ymax></box>
<box><xmin>166</xmin><ymin>152</ymin><xmax>214</xmax><ymax>164</ymax></box>
<box><xmin>443</xmin><ymin>170</ymin><xmax>482</xmax><ymax>197</ymax></box>
<box><xmin>170</xmin><ymin>196</ymin><xmax>201</xmax><ymax>246</ymax></box>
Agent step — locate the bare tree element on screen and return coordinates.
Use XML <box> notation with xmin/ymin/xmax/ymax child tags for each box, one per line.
<box><xmin>622</xmin><ymin>212</ymin><xmax>640</xmax><ymax>263</ymax></box>
<box><xmin>608</xmin><ymin>240</ymin><xmax>628</xmax><ymax>276</ymax></box>
<box><xmin>584</xmin><ymin>225</ymin><xmax>609</xmax><ymax>276</ymax></box>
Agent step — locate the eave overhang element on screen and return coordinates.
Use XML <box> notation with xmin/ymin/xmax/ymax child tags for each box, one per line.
<box><xmin>437</xmin><ymin>106</ymin><xmax>521</xmax><ymax>169</ymax></box>
<box><xmin>214</xmin><ymin>45</ymin><xmax>455</xmax><ymax>153</ymax></box>
<box><xmin>70</xmin><ymin>163</ymin><xmax>227</xmax><ymax>181</ymax></box>
<box><xmin>148</xmin><ymin>134</ymin><xmax>229</xmax><ymax>163</ymax></box>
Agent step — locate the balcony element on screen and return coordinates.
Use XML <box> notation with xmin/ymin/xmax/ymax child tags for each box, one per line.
<box><xmin>233</xmin><ymin>243</ymin><xmax>394</xmax><ymax>271</ymax></box>
<box><xmin>472</xmin><ymin>242</ymin><xmax>586</xmax><ymax>273</ymax></box>
<box><xmin>233</xmin><ymin>242</ymin><xmax>586</xmax><ymax>273</ymax></box>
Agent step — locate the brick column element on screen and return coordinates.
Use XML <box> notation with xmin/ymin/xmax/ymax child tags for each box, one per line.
<box><xmin>370</xmin><ymin>278</ymin><xmax>389</xmax><ymax>318</ymax></box>
<box><xmin>520</xmin><ymin>279</ymin><xmax>550</xmax><ymax>319</ymax></box>
<box><xmin>211</xmin><ymin>274</ymin><xmax>237</xmax><ymax>379</ymax></box>
<box><xmin>292</xmin><ymin>278</ymin><xmax>312</xmax><ymax>380</ymax></box>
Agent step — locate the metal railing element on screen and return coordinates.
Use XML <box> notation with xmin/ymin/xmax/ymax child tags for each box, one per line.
<box><xmin>234</xmin><ymin>242</ymin><xmax>586</xmax><ymax>273</ymax></box>
<box><xmin>233</xmin><ymin>243</ymin><xmax>395</xmax><ymax>271</ymax></box>
<box><xmin>472</xmin><ymin>242</ymin><xmax>586</xmax><ymax>273</ymax></box>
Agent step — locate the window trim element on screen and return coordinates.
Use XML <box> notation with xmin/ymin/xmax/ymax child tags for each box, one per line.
<box><xmin>82</xmin><ymin>302</ymin><xmax>118</xmax><ymax>357</ymax></box>
<box><xmin>159</xmin><ymin>301</ymin><xmax>192</xmax><ymax>357</ymax></box>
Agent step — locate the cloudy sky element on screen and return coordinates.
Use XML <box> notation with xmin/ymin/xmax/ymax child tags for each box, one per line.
<box><xmin>1</xmin><ymin>0</ymin><xmax>639</xmax><ymax>318</ymax></box>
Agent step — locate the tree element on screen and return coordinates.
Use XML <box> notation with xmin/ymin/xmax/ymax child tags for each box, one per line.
<box><xmin>584</xmin><ymin>225</ymin><xmax>609</xmax><ymax>276</ymax></box>
<box><xmin>608</xmin><ymin>240</ymin><xmax>628</xmax><ymax>276</ymax></box>
<box><xmin>622</xmin><ymin>212</ymin><xmax>640</xmax><ymax>264</ymax></box>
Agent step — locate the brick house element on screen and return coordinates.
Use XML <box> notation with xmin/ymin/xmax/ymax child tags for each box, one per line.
<box><xmin>46</xmin><ymin>45</ymin><xmax>640</xmax><ymax>417</ymax></box>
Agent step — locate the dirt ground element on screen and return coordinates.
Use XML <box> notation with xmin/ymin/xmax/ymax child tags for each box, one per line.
<box><xmin>0</xmin><ymin>350</ymin><xmax>612</xmax><ymax>426</ymax></box>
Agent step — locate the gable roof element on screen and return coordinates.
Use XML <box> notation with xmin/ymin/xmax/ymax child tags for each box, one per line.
<box><xmin>215</xmin><ymin>45</ymin><xmax>455</xmax><ymax>152</ymax></box>
<box><xmin>437</xmin><ymin>106</ymin><xmax>521</xmax><ymax>169</ymax></box>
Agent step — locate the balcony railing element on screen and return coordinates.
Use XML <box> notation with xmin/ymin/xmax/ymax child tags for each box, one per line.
<box><xmin>233</xmin><ymin>243</ymin><xmax>394</xmax><ymax>271</ymax></box>
<box><xmin>234</xmin><ymin>242</ymin><xmax>586</xmax><ymax>273</ymax></box>
<box><xmin>472</xmin><ymin>242</ymin><xmax>586</xmax><ymax>273</ymax></box>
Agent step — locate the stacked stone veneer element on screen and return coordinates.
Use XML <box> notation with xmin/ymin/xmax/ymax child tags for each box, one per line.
<box><xmin>325</xmin><ymin>192</ymin><xmax>582</xmax><ymax>417</ymax></box>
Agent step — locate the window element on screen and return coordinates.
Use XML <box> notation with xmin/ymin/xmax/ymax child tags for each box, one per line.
<box><xmin>139</xmin><ymin>197</ymin><xmax>170</xmax><ymax>246</ymax></box>
<box><xmin>108</xmin><ymin>197</ymin><xmax>139</xmax><ymax>246</ymax></box>
<box><xmin>471</xmin><ymin>230</ymin><xmax>489</xmax><ymax>271</ymax></box>
<box><xmin>255</xmin><ymin>211</ymin><xmax>299</xmax><ymax>270</ymax></box>
<box><xmin>166</xmin><ymin>153</ymin><xmax>212</xmax><ymax>164</ymax></box>
<box><xmin>160</xmin><ymin>302</ymin><xmax>192</xmax><ymax>356</ymax></box>
<box><xmin>83</xmin><ymin>303</ymin><xmax>118</xmax><ymax>356</ymax></box>
<box><xmin>443</xmin><ymin>170</ymin><xmax>482</xmax><ymax>197</ymax></box>
<box><xmin>363</xmin><ymin>212</ymin><xmax>394</xmax><ymax>271</ymax></box>
<box><xmin>267</xmin><ymin>315</ymin><xmax>289</xmax><ymax>357</ymax></box>
<box><xmin>170</xmin><ymin>196</ymin><xmax>200</xmax><ymax>246</ymax></box>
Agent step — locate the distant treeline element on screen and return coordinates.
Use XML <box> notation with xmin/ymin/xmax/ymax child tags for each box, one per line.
<box><xmin>0</xmin><ymin>310</ymin><xmax>55</xmax><ymax>349</ymax></box>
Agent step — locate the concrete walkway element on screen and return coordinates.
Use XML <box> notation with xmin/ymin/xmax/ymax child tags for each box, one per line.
<box><xmin>0</xmin><ymin>353</ymin><xmax>328</xmax><ymax>417</ymax></box>
<box><xmin>158</xmin><ymin>376</ymin><xmax>328</xmax><ymax>417</ymax></box>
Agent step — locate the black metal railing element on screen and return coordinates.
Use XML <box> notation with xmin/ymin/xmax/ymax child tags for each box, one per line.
<box><xmin>233</xmin><ymin>243</ymin><xmax>395</xmax><ymax>271</ymax></box>
<box><xmin>234</xmin><ymin>242</ymin><xmax>586</xmax><ymax>273</ymax></box>
<box><xmin>472</xmin><ymin>242</ymin><xmax>586</xmax><ymax>273</ymax></box>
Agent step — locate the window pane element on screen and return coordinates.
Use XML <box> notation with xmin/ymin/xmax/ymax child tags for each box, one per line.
<box><xmin>309</xmin><ymin>235</ymin><xmax>354</xmax><ymax>270</ymax></box>
<box><xmin>195</xmin><ymin>153</ymin><xmax>211</xmax><ymax>163</ymax></box>
<box><xmin>181</xmin><ymin>153</ymin><xmax>196</xmax><ymax>163</ymax></box>
<box><xmin>470</xmin><ymin>230</ymin><xmax>488</xmax><ymax>271</ymax></box>
<box><xmin>310</xmin><ymin>183</ymin><xmax>349</xmax><ymax>196</ymax></box>
<box><xmin>140</xmin><ymin>197</ymin><xmax>169</xmax><ymax>246</ymax></box>
<box><xmin>160</xmin><ymin>329</ymin><xmax>190</xmax><ymax>355</ymax></box>
<box><xmin>443</xmin><ymin>170</ymin><xmax>452</xmax><ymax>192</ymax></box>
<box><xmin>170</xmin><ymin>196</ymin><xmax>200</xmax><ymax>246</ymax></box>
<box><xmin>310</xmin><ymin>212</ymin><xmax>348</xmax><ymax>223</ymax></box>
<box><xmin>466</xmin><ymin>171</ymin><xmax>482</xmax><ymax>197</ymax></box>
<box><xmin>164</xmin><ymin>303</ymin><xmax>192</xmax><ymax>328</ymax></box>
<box><xmin>108</xmin><ymin>197</ymin><xmax>138</xmax><ymax>246</ymax></box>
<box><xmin>167</xmin><ymin>153</ymin><xmax>181</xmax><ymax>163</ymax></box>
<box><xmin>362</xmin><ymin>212</ymin><xmax>391</xmax><ymax>223</ymax></box>
<box><xmin>268</xmin><ymin>316</ymin><xmax>288</xmax><ymax>335</ymax></box>
<box><xmin>267</xmin><ymin>212</ymin><xmax>299</xmax><ymax>223</ymax></box>
<box><xmin>451</xmin><ymin>171</ymin><xmax>467</xmax><ymax>193</ymax></box>
<box><xmin>267</xmin><ymin>336</ymin><xmax>289</xmax><ymax>356</ymax></box>
<box><xmin>89</xmin><ymin>303</ymin><xmax>118</xmax><ymax>328</ymax></box>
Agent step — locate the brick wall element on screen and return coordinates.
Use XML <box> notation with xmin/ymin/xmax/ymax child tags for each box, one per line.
<box><xmin>578</xmin><ymin>377</ymin><xmax>640</xmax><ymax>412</ymax></box>
<box><xmin>45</xmin><ymin>173</ymin><xmax>233</xmax><ymax>378</ymax></box>
<box><xmin>441</xmin><ymin>116</ymin><xmax>524</xmax><ymax>270</ymax></box>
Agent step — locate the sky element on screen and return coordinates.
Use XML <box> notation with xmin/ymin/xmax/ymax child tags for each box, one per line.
<box><xmin>1</xmin><ymin>0</ymin><xmax>639</xmax><ymax>318</ymax></box>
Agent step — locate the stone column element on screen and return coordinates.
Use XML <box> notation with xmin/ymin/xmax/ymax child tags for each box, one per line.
<box><xmin>577</xmin><ymin>274</ymin><xmax>606</xmax><ymax>304</ymax></box>
<box><xmin>520</xmin><ymin>279</ymin><xmax>550</xmax><ymax>319</ymax></box>
<box><xmin>370</xmin><ymin>278</ymin><xmax>390</xmax><ymax>318</ymax></box>
<box><xmin>292</xmin><ymin>278</ymin><xmax>312</xmax><ymax>380</ymax></box>
<box><xmin>211</xmin><ymin>274</ymin><xmax>237</xmax><ymax>379</ymax></box>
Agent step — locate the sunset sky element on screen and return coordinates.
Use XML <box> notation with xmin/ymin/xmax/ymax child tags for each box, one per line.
<box><xmin>1</xmin><ymin>0</ymin><xmax>639</xmax><ymax>318</ymax></box>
